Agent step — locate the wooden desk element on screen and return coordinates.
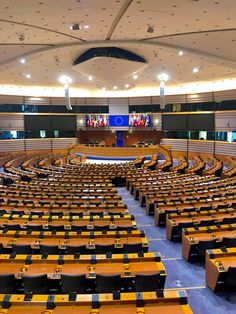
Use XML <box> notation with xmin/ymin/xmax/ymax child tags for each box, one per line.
<box><xmin>182</xmin><ymin>224</ymin><xmax>236</xmax><ymax>261</ymax></box>
<box><xmin>0</xmin><ymin>215</ymin><xmax>136</xmax><ymax>231</ymax></box>
<box><xmin>0</xmin><ymin>252</ymin><xmax>165</xmax><ymax>282</ymax></box>
<box><xmin>206</xmin><ymin>247</ymin><xmax>236</xmax><ymax>292</ymax></box>
<box><xmin>166</xmin><ymin>208</ymin><xmax>236</xmax><ymax>241</ymax></box>
<box><xmin>155</xmin><ymin>199</ymin><xmax>235</xmax><ymax>226</ymax></box>
<box><xmin>0</xmin><ymin>230</ymin><xmax>149</xmax><ymax>252</ymax></box>
<box><xmin>0</xmin><ymin>290</ymin><xmax>193</xmax><ymax>314</ymax></box>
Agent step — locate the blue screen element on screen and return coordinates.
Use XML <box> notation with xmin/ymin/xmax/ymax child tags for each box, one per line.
<box><xmin>109</xmin><ymin>115</ymin><xmax>129</xmax><ymax>127</ymax></box>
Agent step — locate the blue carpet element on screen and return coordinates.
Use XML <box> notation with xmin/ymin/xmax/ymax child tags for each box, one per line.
<box><xmin>117</xmin><ymin>187</ymin><xmax>232</xmax><ymax>314</ymax></box>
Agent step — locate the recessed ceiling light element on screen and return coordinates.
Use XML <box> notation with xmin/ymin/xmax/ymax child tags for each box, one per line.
<box><xmin>88</xmin><ymin>76</ymin><xmax>93</xmax><ymax>81</ymax></box>
<box><xmin>25</xmin><ymin>74</ymin><xmax>31</xmax><ymax>79</ymax></box>
<box><xmin>193</xmin><ymin>67</ymin><xmax>199</xmax><ymax>73</ymax></box>
<box><xmin>158</xmin><ymin>73</ymin><xmax>169</xmax><ymax>81</ymax></box>
<box><xmin>59</xmin><ymin>75</ymin><xmax>72</xmax><ymax>85</ymax></box>
<box><xmin>133</xmin><ymin>74</ymin><xmax>138</xmax><ymax>80</ymax></box>
<box><xmin>113</xmin><ymin>86</ymin><xmax>118</xmax><ymax>89</ymax></box>
<box><xmin>84</xmin><ymin>25</ymin><xmax>90</xmax><ymax>29</ymax></box>
<box><xmin>125</xmin><ymin>84</ymin><xmax>130</xmax><ymax>88</ymax></box>
<box><xmin>178</xmin><ymin>51</ymin><xmax>184</xmax><ymax>56</ymax></box>
<box><xmin>102</xmin><ymin>87</ymin><xmax>106</xmax><ymax>90</ymax></box>
<box><xmin>20</xmin><ymin>58</ymin><xmax>26</xmax><ymax>64</ymax></box>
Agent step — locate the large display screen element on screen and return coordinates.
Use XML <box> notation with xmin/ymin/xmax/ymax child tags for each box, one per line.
<box><xmin>188</xmin><ymin>114</ymin><xmax>214</xmax><ymax>131</ymax></box>
<box><xmin>162</xmin><ymin>114</ymin><xmax>187</xmax><ymax>130</ymax></box>
<box><xmin>51</xmin><ymin>115</ymin><xmax>76</xmax><ymax>131</ymax></box>
<box><xmin>24</xmin><ymin>115</ymin><xmax>51</xmax><ymax>131</ymax></box>
<box><xmin>129</xmin><ymin>114</ymin><xmax>151</xmax><ymax>127</ymax></box>
<box><xmin>86</xmin><ymin>114</ymin><xmax>109</xmax><ymax>127</ymax></box>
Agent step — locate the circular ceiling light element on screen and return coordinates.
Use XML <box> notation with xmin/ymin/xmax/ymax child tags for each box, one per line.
<box><xmin>125</xmin><ymin>84</ymin><xmax>130</xmax><ymax>88</ymax></box>
<box><xmin>20</xmin><ymin>58</ymin><xmax>26</xmax><ymax>64</ymax></box>
<box><xmin>179</xmin><ymin>51</ymin><xmax>184</xmax><ymax>56</ymax></box>
<box><xmin>193</xmin><ymin>67</ymin><xmax>199</xmax><ymax>73</ymax></box>
<box><xmin>88</xmin><ymin>76</ymin><xmax>93</xmax><ymax>81</ymax></box>
<box><xmin>113</xmin><ymin>86</ymin><xmax>118</xmax><ymax>89</ymax></box>
<box><xmin>158</xmin><ymin>73</ymin><xmax>169</xmax><ymax>81</ymax></box>
<box><xmin>25</xmin><ymin>74</ymin><xmax>31</xmax><ymax>79</ymax></box>
<box><xmin>133</xmin><ymin>74</ymin><xmax>138</xmax><ymax>80</ymax></box>
<box><xmin>59</xmin><ymin>75</ymin><xmax>72</xmax><ymax>85</ymax></box>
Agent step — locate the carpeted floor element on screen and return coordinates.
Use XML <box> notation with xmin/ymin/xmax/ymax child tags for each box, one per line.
<box><xmin>117</xmin><ymin>187</ymin><xmax>236</xmax><ymax>314</ymax></box>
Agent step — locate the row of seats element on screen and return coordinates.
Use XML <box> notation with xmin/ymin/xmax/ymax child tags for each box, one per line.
<box><xmin>0</xmin><ymin>242</ymin><xmax>145</xmax><ymax>254</ymax></box>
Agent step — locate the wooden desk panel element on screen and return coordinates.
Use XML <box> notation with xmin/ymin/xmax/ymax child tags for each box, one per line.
<box><xmin>0</xmin><ymin>290</ymin><xmax>193</xmax><ymax>314</ymax></box>
<box><xmin>182</xmin><ymin>228</ymin><xmax>236</xmax><ymax>261</ymax></box>
<box><xmin>206</xmin><ymin>248</ymin><xmax>236</xmax><ymax>292</ymax></box>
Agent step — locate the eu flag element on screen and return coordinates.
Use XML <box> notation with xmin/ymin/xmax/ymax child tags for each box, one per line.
<box><xmin>109</xmin><ymin>115</ymin><xmax>129</xmax><ymax>127</ymax></box>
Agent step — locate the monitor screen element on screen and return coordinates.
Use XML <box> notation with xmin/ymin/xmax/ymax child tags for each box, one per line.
<box><xmin>24</xmin><ymin>115</ymin><xmax>51</xmax><ymax>131</ymax></box>
<box><xmin>188</xmin><ymin>114</ymin><xmax>214</xmax><ymax>131</ymax></box>
<box><xmin>162</xmin><ymin>114</ymin><xmax>187</xmax><ymax>130</ymax></box>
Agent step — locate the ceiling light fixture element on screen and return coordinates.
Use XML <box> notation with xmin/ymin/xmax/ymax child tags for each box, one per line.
<box><xmin>59</xmin><ymin>75</ymin><xmax>72</xmax><ymax>85</ymax></box>
<box><xmin>20</xmin><ymin>58</ymin><xmax>26</xmax><ymax>64</ymax></box>
<box><xmin>133</xmin><ymin>74</ymin><xmax>138</xmax><ymax>80</ymax></box>
<box><xmin>125</xmin><ymin>84</ymin><xmax>130</xmax><ymax>88</ymax></box>
<box><xmin>193</xmin><ymin>67</ymin><xmax>199</xmax><ymax>73</ymax></box>
<box><xmin>113</xmin><ymin>86</ymin><xmax>118</xmax><ymax>90</ymax></box>
<box><xmin>84</xmin><ymin>25</ymin><xmax>90</xmax><ymax>29</ymax></box>
<box><xmin>179</xmin><ymin>51</ymin><xmax>184</xmax><ymax>56</ymax></box>
<box><xmin>88</xmin><ymin>76</ymin><xmax>93</xmax><ymax>81</ymax></box>
<box><xmin>158</xmin><ymin>73</ymin><xmax>169</xmax><ymax>81</ymax></box>
<box><xmin>102</xmin><ymin>87</ymin><xmax>106</xmax><ymax>90</ymax></box>
<box><xmin>25</xmin><ymin>74</ymin><xmax>31</xmax><ymax>79</ymax></box>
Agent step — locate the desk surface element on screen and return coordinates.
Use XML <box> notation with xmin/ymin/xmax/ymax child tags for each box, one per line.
<box><xmin>0</xmin><ymin>290</ymin><xmax>193</xmax><ymax>314</ymax></box>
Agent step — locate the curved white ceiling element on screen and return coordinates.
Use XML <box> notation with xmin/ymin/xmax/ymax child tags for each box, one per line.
<box><xmin>0</xmin><ymin>0</ymin><xmax>236</xmax><ymax>97</ymax></box>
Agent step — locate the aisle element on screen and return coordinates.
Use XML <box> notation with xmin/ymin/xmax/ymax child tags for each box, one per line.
<box><xmin>117</xmin><ymin>187</ymin><xmax>235</xmax><ymax>314</ymax></box>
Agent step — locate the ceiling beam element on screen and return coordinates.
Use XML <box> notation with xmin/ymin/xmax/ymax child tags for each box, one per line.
<box><xmin>106</xmin><ymin>0</ymin><xmax>133</xmax><ymax>40</ymax></box>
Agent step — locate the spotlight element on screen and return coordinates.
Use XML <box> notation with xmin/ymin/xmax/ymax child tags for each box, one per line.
<box><xmin>70</xmin><ymin>24</ymin><xmax>81</xmax><ymax>30</ymax></box>
<box><xmin>147</xmin><ymin>26</ymin><xmax>154</xmax><ymax>33</ymax></box>
<box><xmin>18</xmin><ymin>34</ymin><xmax>25</xmax><ymax>42</ymax></box>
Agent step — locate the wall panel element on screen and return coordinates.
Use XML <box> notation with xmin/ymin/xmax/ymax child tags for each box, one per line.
<box><xmin>0</xmin><ymin>114</ymin><xmax>24</xmax><ymax>130</ymax></box>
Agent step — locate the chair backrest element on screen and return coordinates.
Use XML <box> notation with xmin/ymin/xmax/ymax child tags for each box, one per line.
<box><xmin>222</xmin><ymin>237</ymin><xmax>236</xmax><ymax>248</ymax></box>
<box><xmin>226</xmin><ymin>267</ymin><xmax>236</xmax><ymax>291</ymax></box>
<box><xmin>96</xmin><ymin>274</ymin><xmax>122</xmax><ymax>293</ymax></box>
<box><xmin>66</xmin><ymin>245</ymin><xmax>87</xmax><ymax>255</ymax></box>
<box><xmin>12</xmin><ymin>244</ymin><xmax>32</xmax><ymax>254</ymax></box>
<box><xmin>61</xmin><ymin>274</ymin><xmax>86</xmax><ymax>294</ymax></box>
<box><xmin>222</xmin><ymin>217</ymin><xmax>236</xmax><ymax>225</ymax></box>
<box><xmin>95</xmin><ymin>244</ymin><xmax>115</xmax><ymax>254</ymax></box>
<box><xmin>135</xmin><ymin>273</ymin><xmax>161</xmax><ymax>292</ymax></box>
<box><xmin>26</xmin><ymin>224</ymin><xmax>43</xmax><ymax>231</ymax></box>
<box><xmin>197</xmin><ymin>239</ymin><xmax>217</xmax><ymax>260</ymax></box>
<box><xmin>199</xmin><ymin>220</ymin><xmax>214</xmax><ymax>227</ymax></box>
<box><xmin>123</xmin><ymin>243</ymin><xmax>143</xmax><ymax>253</ymax></box>
<box><xmin>0</xmin><ymin>274</ymin><xmax>16</xmax><ymax>293</ymax></box>
<box><xmin>70</xmin><ymin>224</ymin><xmax>87</xmax><ymax>231</ymax></box>
<box><xmin>48</xmin><ymin>225</ymin><xmax>65</xmax><ymax>232</ymax></box>
<box><xmin>22</xmin><ymin>274</ymin><xmax>48</xmax><ymax>294</ymax></box>
<box><xmin>94</xmin><ymin>225</ymin><xmax>110</xmax><ymax>231</ymax></box>
<box><xmin>179</xmin><ymin>222</ymin><xmax>194</xmax><ymax>230</ymax></box>
<box><xmin>39</xmin><ymin>244</ymin><xmax>59</xmax><ymax>255</ymax></box>
<box><xmin>11</xmin><ymin>210</ymin><xmax>24</xmax><ymax>216</ymax></box>
<box><xmin>4</xmin><ymin>224</ymin><xmax>20</xmax><ymax>230</ymax></box>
